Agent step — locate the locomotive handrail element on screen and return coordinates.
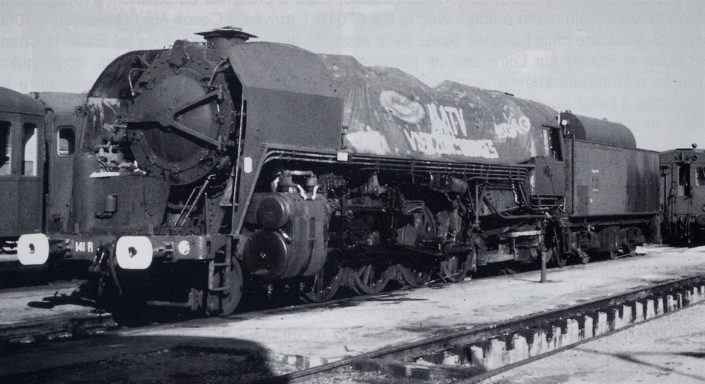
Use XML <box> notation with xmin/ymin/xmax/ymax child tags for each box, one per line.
<box><xmin>127</xmin><ymin>67</ymin><xmax>146</xmax><ymax>97</ymax></box>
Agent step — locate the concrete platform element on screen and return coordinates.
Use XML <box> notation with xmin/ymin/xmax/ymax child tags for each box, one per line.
<box><xmin>2</xmin><ymin>245</ymin><xmax>705</xmax><ymax>377</ymax></box>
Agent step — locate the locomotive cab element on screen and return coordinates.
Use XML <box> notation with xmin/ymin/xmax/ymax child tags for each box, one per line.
<box><xmin>660</xmin><ymin>144</ymin><xmax>705</xmax><ymax>243</ymax></box>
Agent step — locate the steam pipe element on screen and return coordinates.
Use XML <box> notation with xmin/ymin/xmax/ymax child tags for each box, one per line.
<box><xmin>483</xmin><ymin>196</ymin><xmax>546</xmax><ymax>220</ymax></box>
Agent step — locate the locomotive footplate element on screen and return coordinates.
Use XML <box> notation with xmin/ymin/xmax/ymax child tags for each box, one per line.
<box><xmin>20</xmin><ymin>232</ymin><xmax>236</xmax><ymax>312</ymax></box>
<box><xmin>22</xmin><ymin>234</ymin><xmax>218</xmax><ymax>266</ymax></box>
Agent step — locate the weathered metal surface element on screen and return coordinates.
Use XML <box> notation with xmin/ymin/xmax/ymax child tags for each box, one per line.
<box><xmin>568</xmin><ymin>139</ymin><xmax>659</xmax><ymax>216</ymax></box>
<box><xmin>224</xmin><ymin>42</ymin><xmax>344</xmax><ymax>152</ymax></box>
<box><xmin>322</xmin><ymin>54</ymin><xmax>558</xmax><ymax>164</ymax></box>
<box><xmin>561</xmin><ymin>112</ymin><xmax>636</xmax><ymax>148</ymax></box>
<box><xmin>88</xmin><ymin>50</ymin><xmax>162</xmax><ymax>100</ymax></box>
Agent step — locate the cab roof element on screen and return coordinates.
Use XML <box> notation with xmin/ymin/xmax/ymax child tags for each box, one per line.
<box><xmin>0</xmin><ymin>86</ymin><xmax>45</xmax><ymax>116</ymax></box>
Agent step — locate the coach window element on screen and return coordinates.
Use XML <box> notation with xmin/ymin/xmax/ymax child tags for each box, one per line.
<box><xmin>697</xmin><ymin>166</ymin><xmax>705</xmax><ymax>186</ymax></box>
<box><xmin>22</xmin><ymin>123</ymin><xmax>38</xmax><ymax>176</ymax></box>
<box><xmin>678</xmin><ymin>164</ymin><xmax>691</xmax><ymax>196</ymax></box>
<box><xmin>57</xmin><ymin>126</ymin><xmax>75</xmax><ymax>156</ymax></box>
<box><xmin>0</xmin><ymin>121</ymin><xmax>10</xmax><ymax>175</ymax></box>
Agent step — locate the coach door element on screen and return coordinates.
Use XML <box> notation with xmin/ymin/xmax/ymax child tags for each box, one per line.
<box><xmin>46</xmin><ymin>110</ymin><xmax>80</xmax><ymax>233</ymax></box>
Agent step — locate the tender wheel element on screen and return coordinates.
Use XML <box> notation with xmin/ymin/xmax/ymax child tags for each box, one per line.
<box><xmin>398</xmin><ymin>264</ymin><xmax>431</xmax><ymax>288</ymax></box>
<box><xmin>438</xmin><ymin>254</ymin><xmax>470</xmax><ymax>283</ymax></box>
<box><xmin>215</xmin><ymin>257</ymin><xmax>243</xmax><ymax>317</ymax></box>
<box><xmin>606</xmin><ymin>235</ymin><xmax>619</xmax><ymax>259</ymax></box>
<box><xmin>606</xmin><ymin>238</ymin><xmax>619</xmax><ymax>260</ymax></box>
<box><xmin>619</xmin><ymin>227</ymin><xmax>640</xmax><ymax>256</ymax></box>
<box><xmin>353</xmin><ymin>264</ymin><xmax>392</xmax><ymax>295</ymax></box>
<box><xmin>304</xmin><ymin>264</ymin><xmax>343</xmax><ymax>303</ymax></box>
<box><xmin>622</xmin><ymin>235</ymin><xmax>638</xmax><ymax>255</ymax></box>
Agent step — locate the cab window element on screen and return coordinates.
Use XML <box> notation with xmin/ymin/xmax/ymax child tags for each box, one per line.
<box><xmin>57</xmin><ymin>126</ymin><xmax>75</xmax><ymax>156</ymax></box>
<box><xmin>677</xmin><ymin>164</ymin><xmax>691</xmax><ymax>196</ymax></box>
<box><xmin>544</xmin><ymin>127</ymin><xmax>563</xmax><ymax>161</ymax></box>
<box><xmin>0</xmin><ymin>121</ymin><xmax>10</xmax><ymax>175</ymax></box>
<box><xmin>697</xmin><ymin>166</ymin><xmax>705</xmax><ymax>186</ymax></box>
<box><xmin>550</xmin><ymin>127</ymin><xmax>563</xmax><ymax>160</ymax></box>
<box><xmin>22</xmin><ymin>123</ymin><xmax>38</xmax><ymax>176</ymax></box>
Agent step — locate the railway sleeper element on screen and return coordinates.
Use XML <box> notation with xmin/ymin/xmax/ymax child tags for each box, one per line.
<box><xmin>344</xmin><ymin>280</ymin><xmax>705</xmax><ymax>383</ymax></box>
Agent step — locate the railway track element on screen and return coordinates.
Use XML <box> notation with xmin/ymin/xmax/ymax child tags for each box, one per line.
<box><xmin>0</xmin><ymin>313</ymin><xmax>116</xmax><ymax>347</ymax></box>
<box><xmin>0</xmin><ymin>282</ymin><xmax>116</xmax><ymax>349</ymax></box>
<box><xmin>0</xmin><ymin>257</ymin><xmax>535</xmax><ymax>351</ymax></box>
<box><xmin>2</xmin><ymin>248</ymin><xmax>703</xmax><ymax>383</ymax></box>
<box><xmin>263</xmin><ymin>274</ymin><xmax>705</xmax><ymax>383</ymax></box>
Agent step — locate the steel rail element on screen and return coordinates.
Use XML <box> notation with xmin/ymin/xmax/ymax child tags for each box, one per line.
<box><xmin>0</xmin><ymin>312</ymin><xmax>116</xmax><ymax>347</ymax></box>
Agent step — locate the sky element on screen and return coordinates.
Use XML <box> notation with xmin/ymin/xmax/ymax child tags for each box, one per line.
<box><xmin>0</xmin><ymin>0</ymin><xmax>703</xmax><ymax>151</ymax></box>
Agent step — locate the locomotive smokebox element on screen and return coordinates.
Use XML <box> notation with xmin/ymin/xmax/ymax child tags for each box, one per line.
<box><xmin>124</xmin><ymin>35</ymin><xmax>240</xmax><ymax>185</ymax></box>
<box><xmin>196</xmin><ymin>27</ymin><xmax>257</xmax><ymax>54</ymax></box>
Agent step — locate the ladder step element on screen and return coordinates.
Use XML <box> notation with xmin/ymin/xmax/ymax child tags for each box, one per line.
<box><xmin>212</xmin><ymin>262</ymin><xmax>228</xmax><ymax>267</ymax></box>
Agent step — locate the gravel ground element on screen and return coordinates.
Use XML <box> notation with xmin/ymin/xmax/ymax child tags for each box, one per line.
<box><xmin>0</xmin><ymin>280</ymin><xmax>92</xmax><ymax>326</ymax></box>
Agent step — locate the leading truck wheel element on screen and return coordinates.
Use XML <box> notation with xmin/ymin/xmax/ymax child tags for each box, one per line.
<box><xmin>439</xmin><ymin>253</ymin><xmax>471</xmax><ymax>283</ymax></box>
<box><xmin>213</xmin><ymin>257</ymin><xmax>243</xmax><ymax>317</ymax></box>
<box><xmin>548</xmin><ymin>248</ymin><xmax>568</xmax><ymax>268</ymax></box>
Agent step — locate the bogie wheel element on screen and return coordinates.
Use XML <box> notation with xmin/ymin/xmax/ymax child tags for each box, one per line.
<box><xmin>438</xmin><ymin>254</ymin><xmax>470</xmax><ymax>283</ymax></box>
<box><xmin>398</xmin><ymin>264</ymin><xmax>431</xmax><ymax>288</ymax></box>
<box><xmin>353</xmin><ymin>264</ymin><xmax>392</xmax><ymax>295</ymax></box>
<box><xmin>215</xmin><ymin>257</ymin><xmax>244</xmax><ymax>317</ymax></box>
<box><xmin>304</xmin><ymin>264</ymin><xmax>343</xmax><ymax>303</ymax></box>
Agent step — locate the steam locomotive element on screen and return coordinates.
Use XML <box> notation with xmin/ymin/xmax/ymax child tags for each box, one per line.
<box><xmin>0</xmin><ymin>86</ymin><xmax>83</xmax><ymax>285</ymax></box>
<box><xmin>16</xmin><ymin>28</ymin><xmax>691</xmax><ymax>317</ymax></box>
